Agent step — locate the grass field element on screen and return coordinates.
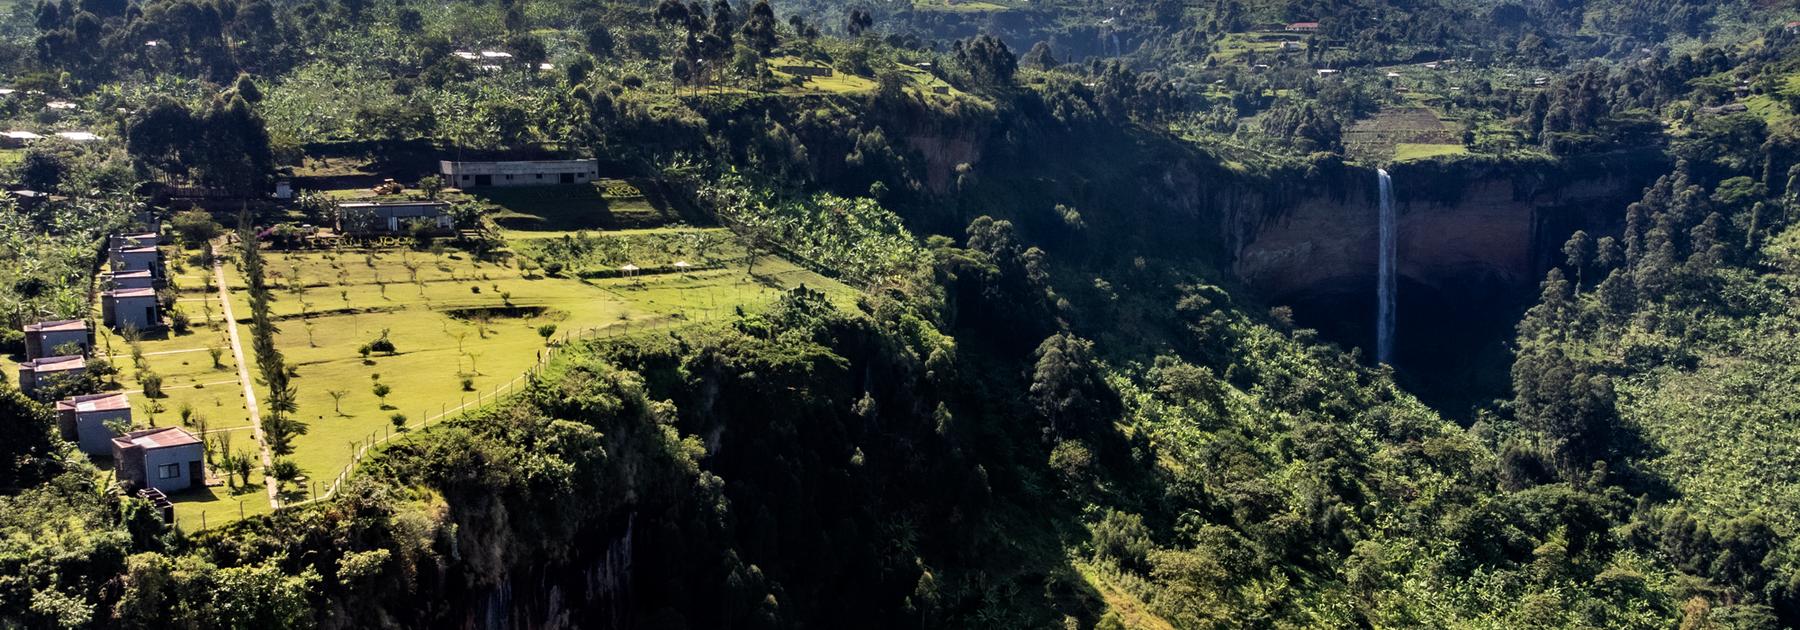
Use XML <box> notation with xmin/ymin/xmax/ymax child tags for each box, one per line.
<box><xmin>19</xmin><ymin>244</ymin><xmax>284</xmax><ymax>528</ymax></box>
<box><xmin>1393</xmin><ymin>142</ymin><xmax>1469</xmax><ymax>161</ymax></box>
<box><xmin>216</xmin><ymin>235</ymin><xmax>854</xmax><ymax>518</ymax></box>
<box><xmin>472</xmin><ymin>181</ymin><xmax>672</xmax><ymax>231</ymax></box>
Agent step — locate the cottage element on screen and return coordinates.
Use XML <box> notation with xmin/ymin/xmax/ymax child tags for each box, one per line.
<box><xmin>338</xmin><ymin>200</ymin><xmax>453</xmax><ymax>233</ymax></box>
<box><xmin>54</xmin><ymin>131</ymin><xmax>100</xmax><ymax>142</ymax></box>
<box><xmin>103</xmin><ymin>269</ymin><xmax>155</xmax><ymax>290</ymax></box>
<box><xmin>439</xmin><ymin>159</ymin><xmax>599</xmax><ymax>187</ymax></box>
<box><xmin>110</xmin><ymin>231</ymin><xmax>159</xmax><ymax>249</ymax></box>
<box><xmin>56</xmin><ymin>392</ymin><xmax>130</xmax><ymax>455</ymax></box>
<box><xmin>18</xmin><ymin>355</ymin><xmax>84</xmax><ymax>397</ymax></box>
<box><xmin>110</xmin><ymin>245</ymin><xmax>160</xmax><ymax>276</ymax></box>
<box><xmin>23</xmin><ymin>319</ymin><xmax>89</xmax><ymax>359</ymax></box>
<box><xmin>102</xmin><ymin>287</ymin><xmax>160</xmax><ymax>331</ymax></box>
<box><xmin>1279</xmin><ymin>41</ymin><xmax>1303</xmax><ymax>52</ymax></box>
<box><xmin>112</xmin><ymin>427</ymin><xmax>204</xmax><ymax>493</ymax></box>
<box><xmin>1285</xmin><ymin>21</ymin><xmax>1320</xmax><ymax>33</ymax></box>
<box><xmin>0</xmin><ymin>130</ymin><xmax>41</xmax><ymax>148</ymax></box>
<box><xmin>1316</xmin><ymin>69</ymin><xmax>1340</xmax><ymax>77</ymax></box>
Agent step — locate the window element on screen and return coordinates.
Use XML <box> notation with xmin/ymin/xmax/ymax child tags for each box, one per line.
<box><xmin>158</xmin><ymin>463</ymin><xmax>180</xmax><ymax>479</ymax></box>
<box><xmin>535</xmin><ymin>173</ymin><xmax>543</xmax><ymax>179</ymax></box>
<box><xmin>505</xmin><ymin>174</ymin><xmax>513</xmax><ymax>180</ymax></box>
<box><xmin>460</xmin><ymin>175</ymin><xmax>469</xmax><ymax>181</ymax></box>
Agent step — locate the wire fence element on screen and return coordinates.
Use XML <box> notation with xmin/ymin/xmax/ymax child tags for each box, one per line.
<box><xmin>176</xmin><ymin>262</ymin><xmax>818</xmax><ymax>531</ymax></box>
<box><xmin>264</xmin><ymin>314</ymin><xmax>716</xmax><ymax>513</ymax></box>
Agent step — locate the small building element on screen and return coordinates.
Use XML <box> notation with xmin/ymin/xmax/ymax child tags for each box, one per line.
<box><xmin>1279</xmin><ymin>41</ymin><xmax>1303</xmax><ymax>52</ymax></box>
<box><xmin>1316</xmin><ymin>69</ymin><xmax>1340</xmax><ymax>77</ymax></box>
<box><xmin>54</xmin><ymin>131</ymin><xmax>100</xmax><ymax>142</ymax></box>
<box><xmin>112</xmin><ymin>427</ymin><xmax>204</xmax><ymax>493</ymax></box>
<box><xmin>110</xmin><ymin>231</ymin><xmax>159</xmax><ymax>249</ymax></box>
<box><xmin>777</xmin><ymin>65</ymin><xmax>834</xmax><ymax>78</ymax></box>
<box><xmin>1286</xmin><ymin>21</ymin><xmax>1320</xmax><ymax>33</ymax></box>
<box><xmin>0</xmin><ymin>130</ymin><xmax>42</xmax><ymax>147</ymax></box>
<box><xmin>110</xmin><ymin>245</ymin><xmax>160</xmax><ymax>277</ymax></box>
<box><xmin>102</xmin><ymin>287</ymin><xmax>160</xmax><ymax>331</ymax></box>
<box><xmin>103</xmin><ymin>269</ymin><xmax>155</xmax><ymax>290</ymax></box>
<box><xmin>56</xmin><ymin>392</ymin><xmax>130</xmax><ymax>455</ymax></box>
<box><xmin>18</xmin><ymin>355</ymin><xmax>85</xmax><ymax>397</ymax></box>
<box><xmin>439</xmin><ymin>159</ymin><xmax>599</xmax><ymax>187</ymax></box>
<box><xmin>23</xmin><ymin>319</ymin><xmax>89</xmax><ymax>359</ymax></box>
<box><xmin>338</xmin><ymin>200</ymin><xmax>452</xmax><ymax>233</ymax></box>
<box><xmin>45</xmin><ymin>101</ymin><xmax>76</xmax><ymax>110</ymax></box>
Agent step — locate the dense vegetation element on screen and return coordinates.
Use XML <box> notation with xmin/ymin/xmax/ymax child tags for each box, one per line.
<box><xmin>3</xmin><ymin>0</ymin><xmax>1800</xmax><ymax>627</ymax></box>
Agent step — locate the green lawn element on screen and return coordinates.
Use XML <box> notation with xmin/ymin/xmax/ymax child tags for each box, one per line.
<box><xmin>1393</xmin><ymin>142</ymin><xmax>1469</xmax><ymax>161</ymax></box>
<box><xmin>470</xmin><ymin>181</ymin><xmax>672</xmax><ymax>232</ymax></box>
<box><xmin>218</xmin><ymin>237</ymin><xmax>854</xmax><ymax>519</ymax></box>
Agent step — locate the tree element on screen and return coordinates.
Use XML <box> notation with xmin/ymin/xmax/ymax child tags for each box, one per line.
<box><xmin>171</xmin><ymin>209</ymin><xmax>222</xmax><ymax>248</ymax></box>
<box><xmin>1022</xmin><ymin>41</ymin><xmax>1057</xmax><ymax>69</ymax></box>
<box><xmin>845</xmin><ymin>7</ymin><xmax>872</xmax><ymax>36</ymax></box>
<box><xmin>538</xmin><ymin>323</ymin><xmax>557</xmax><ymax>344</ymax></box>
<box><xmin>740</xmin><ymin>0</ymin><xmax>778</xmax><ymax>56</ymax></box>
<box><xmin>1029</xmin><ymin>333</ymin><xmax>1111</xmax><ymax>438</ymax></box>
<box><xmin>417</xmin><ymin>175</ymin><xmax>444</xmax><ymax>200</ymax></box>
<box><xmin>372</xmin><ymin>382</ymin><xmax>391</xmax><ymax>408</ymax></box>
<box><xmin>326</xmin><ymin>389</ymin><xmax>347</xmax><ymax>414</ymax></box>
<box><xmin>17</xmin><ymin>148</ymin><xmax>65</xmax><ymax>192</ymax></box>
<box><xmin>1563</xmin><ymin>230</ymin><xmax>1594</xmax><ymax>290</ymax></box>
<box><xmin>957</xmin><ymin>35</ymin><xmax>1016</xmax><ymax>88</ymax></box>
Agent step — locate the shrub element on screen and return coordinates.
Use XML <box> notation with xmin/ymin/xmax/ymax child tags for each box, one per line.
<box><xmin>140</xmin><ymin>371</ymin><xmax>164</xmax><ymax>398</ymax></box>
<box><xmin>368</xmin><ymin>329</ymin><xmax>396</xmax><ymax>355</ymax></box>
<box><xmin>460</xmin><ymin>376</ymin><xmax>474</xmax><ymax>391</ymax></box>
<box><xmin>389</xmin><ymin>413</ymin><xmax>407</xmax><ymax>431</ymax></box>
<box><xmin>269</xmin><ymin>458</ymin><xmax>301</xmax><ymax>483</ymax></box>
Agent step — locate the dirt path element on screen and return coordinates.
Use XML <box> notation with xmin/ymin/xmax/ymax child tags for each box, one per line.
<box><xmin>215</xmin><ymin>257</ymin><xmax>281</xmax><ymax>508</ymax></box>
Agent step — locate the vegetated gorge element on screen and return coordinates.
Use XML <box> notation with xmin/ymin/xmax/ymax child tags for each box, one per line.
<box><xmin>4</xmin><ymin>0</ymin><xmax>1800</xmax><ymax>627</ymax></box>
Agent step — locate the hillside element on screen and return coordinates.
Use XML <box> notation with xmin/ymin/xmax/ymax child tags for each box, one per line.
<box><xmin>0</xmin><ymin>0</ymin><xmax>1799</xmax><ymax>628</ymax></box>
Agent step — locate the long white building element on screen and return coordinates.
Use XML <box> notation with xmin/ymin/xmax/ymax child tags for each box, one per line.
<box><xmin>439</xmin><ymin>159</ymin><xmax>599</xmax><ymax>187</ymax></box>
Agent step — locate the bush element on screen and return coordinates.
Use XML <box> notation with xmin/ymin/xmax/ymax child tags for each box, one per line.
<box><xmin>460</xmin><ymin>376</ymin><xmax>474</xmax><ymax>391</ymax></box>
<box><xmin>367</xmin><ymin>329</ymin><xmax>396</xmax><ymax>355</ymax></box>
<box><xmin>140</xmin><ymin>371</ymin><xmax>164</xmax><ymax>399</ymax></box>
<box><xmin>389</xmin><ymin>413</ymin><xmax>407</xmax><ymax>431</ymax></box>
<box><xmin>269</xmin><ymin>458</ymin><xmax>301</xmax><ymax>483</ymax></box>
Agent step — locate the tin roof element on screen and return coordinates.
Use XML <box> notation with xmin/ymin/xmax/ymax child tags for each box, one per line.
<box><xmin>24</xmin><ymin>319</ymin><xmax>86</xmax><ymax>333</ymax></box>
<box><xmin>105</xmin><ymin>287</ymin><xmax>157</xmax><ymax>299</ymax></box>
<box><xmin>114</xmin><ymin>427</ymin><xmax>199</xmax><ymax>450</ymax></box>
<box><xmin>22</xmin><ymin>355</ymin><xmax>84</xmax><ymax>372</ymax></box>
<box><xmin>107</xmin><ymin>269</ymin><xmax>152</xmax><ymax>279</ymax></box>
<box><xmin>56</xmin><ymin>392</ymin><xmax>129</xmax><ymax>413</ymax></box>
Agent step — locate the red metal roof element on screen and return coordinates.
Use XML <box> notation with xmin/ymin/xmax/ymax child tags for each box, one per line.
<box><xmin>22</xmin><ymin>355</ymin><xmax>84</xmax><ymax>372</ymax></box>
<box><xmin>24</xmin><ymin>319</ymin><xmax>86</xmax><ymax>333</ymax></box>
<box><xmin>56</xmin><ymin>392</ymin><xmax>129</xmax><ymax>412</ymax></box>
<box><xmin>115</xmin><ymin>427</ymin><xmax>200</xmax><ymax>450</ymax></box>
<box><xmin>105</xmin><ymin>287</ymin><xmax>157</xmax><ymax>299</ymax></box>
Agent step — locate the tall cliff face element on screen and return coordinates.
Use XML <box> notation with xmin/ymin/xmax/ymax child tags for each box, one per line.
<box><xmin>1223</xmin><ymin>155</ymin><xmax>1663</xmax><ymax>412</ymax></box>
<box><xmin>1233</xmin><ymin>171</ymin><xmax>1638</xmax><ymax>306</ymax></box>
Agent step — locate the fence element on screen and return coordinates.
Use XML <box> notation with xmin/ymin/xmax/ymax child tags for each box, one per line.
<box><xmin>177</xmin><ymin>257</ymin><xmax>810</xmax><ymax>531</ymax></box>
<box><xmin>258</xmin><ymin>315</ymin><xmax>717</xmax><ymax>514</ymax></box>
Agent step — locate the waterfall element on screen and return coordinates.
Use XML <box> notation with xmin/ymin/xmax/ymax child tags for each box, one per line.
<box><xmin>1376</xmin><ymin>169</ymin><xmax>1397</xmax><ymax>364</ymax></box>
